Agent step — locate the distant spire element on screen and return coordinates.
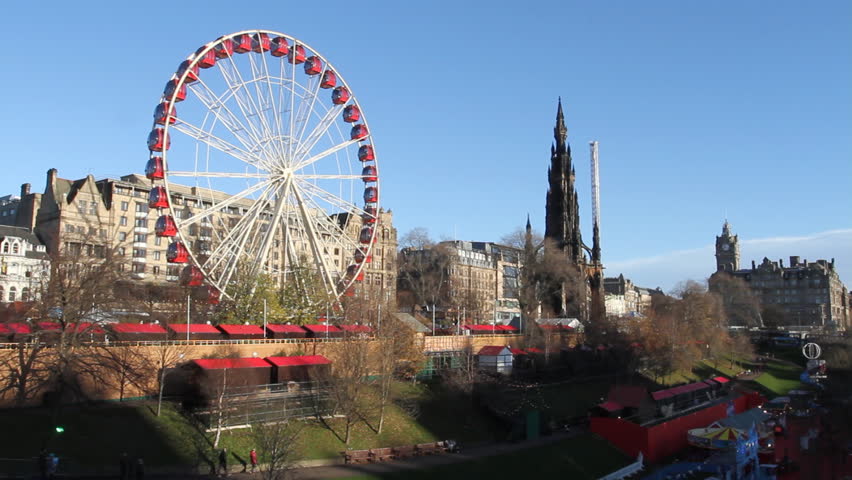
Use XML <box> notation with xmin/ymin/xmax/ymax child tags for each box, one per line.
<box><xmin>554</xmin><ymin>98</ymin><xmax>567</xmax><ymax>143</ymax></box>
<box><xmin>525</xmin><ymin>214</ymin><xmax>531</xmax><ymax>233</ymax></box>
<box><xmin>723</xmin><ymin>220</ymin><xmax>732</xmax><ymax>236</ymax></box>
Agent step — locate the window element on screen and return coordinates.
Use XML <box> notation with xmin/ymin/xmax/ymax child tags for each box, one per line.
<box><xmin>65</xmin><ymin>224</ymin><xmax>75</xmax><ymax>233</ymax></box>
<box><xmin>120</xmin><ymin>216</ymin><xmax>128</xmax><ymax>226</ymax></box>
<box><xmin>153</xmin><ymin>266</ymin><xmax>160</xmax><ymax>275</ymax></box>
<box><xmin>135</xmin><ymin>218</ymin><xmax>147</xmax><ymax>228</ymax></box>
<box><xmin>134</xmin><ymin>234</ymin><xmax>147</xmax><ymax>243</ymax></box>
<box><xmin>154</xmin><ymin>237</ymin><xmax>162</xmax><ymax>246</ymax></box>
<box><xmin>132</xmin><ymin>264</ymin><xmax>145</xmax><ymax>274</ymax></box>
<box><xmin>99</xmin><ymin>229</ymin><xmax>107</xmax><ymax>238</ymax></box>
<box><xmin>118</xmin><ymin>232</ymin><xmax>127</xmax><ymax>241</ymax></box>
<box><xmin>77</xmin><ymin>201</ymin><xmax>86</xmax><ymax>214</ymax></box>
<box><xmin>89</xmin><ymin>201</ymin><xmax>98</xmax><ymax>215</ymax></box>
<box><xmin>8</xmin><ymin>286</ymin><xmax>16</xmax><ymax>302</ymax></box>
<box><xmin>118</xmin><ymin>247</ymin><xmax>126</xmax><ymax>256</ymax></box>
<box><xmin>121</xmin><ymin>201</ymin><xmax>129</xmax><ymax>211</ymax></box>
<box><xmin>154</xmin><ymin>251</ymin><xmax>161</xmax><ymax>261</ymax></box>
<box><xmin>1</xmin><ymin>242</ymin><xmax>7</xmax><ymax>253</ymax></box>
<box><xmin>76</xmin><ymin>226</ymin><xmax>85</xmax><ymax>234</ymax></box>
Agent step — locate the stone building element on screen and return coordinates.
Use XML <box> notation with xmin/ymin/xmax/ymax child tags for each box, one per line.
<box><xmin>711</xmin><ymin>221</ymin><xmax>849</xmax><ymax>329</ymax></box>
<box><xmin>2</xmin><ymin>169</ymin><xmax>397</xmax><ymax>298</ymax></box>
<box><xmin>0</xmin><ymin>225</ymin><xmax>49</xmax><ymax>303</ymax></box>
<box><xmin>338</xmin><ymin>208</ymin><xmax>397</xmax><ymax>302</ymax></box>
<box><xmin>603</xmin><ymin>274</ymin><xmax>657</xmax><ymax>317</ymax></box>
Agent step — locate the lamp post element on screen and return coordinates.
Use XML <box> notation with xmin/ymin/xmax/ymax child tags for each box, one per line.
<box><xmin>186</xmin><ymin>294</ymin><xmax>191</xmax><ymax>342</ymax></box>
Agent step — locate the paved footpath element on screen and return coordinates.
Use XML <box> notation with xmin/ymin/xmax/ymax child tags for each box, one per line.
<box><xmin>5</xmin><ymin>429</ymin><xmax>582</xmax><ymax>480</ymax></box>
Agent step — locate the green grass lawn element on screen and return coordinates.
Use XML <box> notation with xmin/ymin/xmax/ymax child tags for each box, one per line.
<box><xmin>338</xmin><ymin>433</ymin><xmax>631</xmax><ymax>480</ymax></box>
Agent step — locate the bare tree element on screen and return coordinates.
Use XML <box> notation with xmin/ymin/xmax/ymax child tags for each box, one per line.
<box><xmin>251</xmin><ymin>419</ymin><xmax>304</xmax><ymax>480</ymax></box>
<box><xmin>323</xmin><ymin>338</ymin><xmax>370</xmax><ymax>444</ymax></box>
<box><xmin>371</xmin><ymin>311</ymin><xmax>424</xmax><ymax>433</ymax></box>
<box><xmin>397</xmin><ymin>229</ymin><xmax>453</xmax><ymax>313</ymax></box>
<box><xmin>155</xmin><ymin>342</ymin><xmax>187</xmax><ymax>417</ymax></box>
<box><xmin>709</xmin><ymin>273</ymin><xmax>763</xmax><ymax>327</ymax></box>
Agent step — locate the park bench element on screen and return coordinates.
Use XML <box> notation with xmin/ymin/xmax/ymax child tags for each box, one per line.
<box><xmin>415</xmin><ymin>442</ymin><xmax>443</xmax><ymax>455</ymax></box>
<box><xmin>341</xmin><ymin>449</ymin><xmax>371</xmax><ymax>464</ymax></box>
<box><xmin>392</xmin><ymin>445</ymin><xmax>417</xmax><ymax>458</ymax></box>
<box><xmin>369</xmin><ymin>447</ymin><xmax>395</xmax><ymax>462</ymax></box>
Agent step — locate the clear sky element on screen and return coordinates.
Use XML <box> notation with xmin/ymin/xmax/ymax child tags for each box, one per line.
<box><xmin>1</xmin><ymin>1</ymin><xmax>850</xmax><ymax>291</ymax></box>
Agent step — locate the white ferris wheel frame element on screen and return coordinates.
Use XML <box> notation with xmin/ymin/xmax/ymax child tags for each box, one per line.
<box><xmin>154</xmin><ymin>29</ymin><xmax>380</xmax><ymax>301</ymax></box>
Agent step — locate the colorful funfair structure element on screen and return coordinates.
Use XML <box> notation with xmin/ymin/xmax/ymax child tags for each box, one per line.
<box><xmin>145</xmin><ymin>30</ymin><xmax>380</xmax><ymax>303</ymax></box>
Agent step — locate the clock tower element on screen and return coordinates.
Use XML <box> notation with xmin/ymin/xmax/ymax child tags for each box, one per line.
<box><xmin>715</xmin><ymin>221</ymin><xmax>740</xmax><ymax>272</ymax></box>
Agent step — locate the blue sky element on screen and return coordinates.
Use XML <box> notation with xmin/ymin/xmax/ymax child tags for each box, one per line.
<box><xmin>1</xmin><ymin>1</ymin><xmax>850</xmax><ymax>291</ymax></box>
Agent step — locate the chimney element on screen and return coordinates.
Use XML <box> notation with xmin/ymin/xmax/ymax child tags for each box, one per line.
<box><xmin>751</xmin><ymin>260</ymin><xmax>756</xmax><ymax>269</ymax></box>
<box><xmin>46</xmin><ymin>168</ymin><xmax>58</xmax><ymax>192</ymax></box>
<box><xmin>20</xmin><ymin>183</ymin><xmax>30</xmax><ymax>197</ymax></box>
<box><xmin>790</xmin><ymin>256</ymin><xmax>799</xmax><ymax>267</ymax></box>
<box><xmin>779</xmin><ymin>259</ymin><xmax>784</xmax><ymax>268</ymax></box>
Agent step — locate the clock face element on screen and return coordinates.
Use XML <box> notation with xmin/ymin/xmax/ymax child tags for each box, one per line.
<box><xmin>722</xmin><ymin>243</ymin><xmax>730</xmax><ymax>251</ymax></box>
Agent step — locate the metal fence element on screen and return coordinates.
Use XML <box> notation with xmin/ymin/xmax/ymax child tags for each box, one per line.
<box><xmin>194</xmin><ymin>381</ymin><xmax>333</xmax><ymax>429</ymax></box>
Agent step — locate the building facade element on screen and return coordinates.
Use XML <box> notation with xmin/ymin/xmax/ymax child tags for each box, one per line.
<box><xmin>0</xmin><ymin>226</ymin><xmax>49</xmax><ymax>303</ymax></box>
<box><xmin>711</xmin><ymin>222</ymin><xmax>849</xmax><ymax>329</ymax></box>
<box><xmin>3</xmin><ymin>169</ymin><xmax>397</xmax><ymax>301</ymax></box>
<box><xmin>603</xmin><ymin>274</ymin><xmax>656</xmax><ymax>318</ymax></box>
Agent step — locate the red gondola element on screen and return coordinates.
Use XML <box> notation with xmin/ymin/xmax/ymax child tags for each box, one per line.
<box><xmin>359</xmin><ymin>226</ymin><xmax>373</xmax><ymax>244</ymax></box>
<box><xmin>361</xmin><ymin>165</ymin><xmax>377</xmax><ymax>182</ymax></box>
<box><xmin>332</xmin><ymin>86</ymin><xmax>350</xmax><ymax>105</ymax></box>
<box><xmin>347</xmin><ymin>264</ymin><xmax>365</xmax><ymax>281</ymax></box>
<box><xmin>167</xmin><ymin>242</ymin><xmax>190</xmax><ymax>263</ymax></box>
<box><xmin>233</xmin><ymin>34</ymin><xmax>252</xmax><ymax>53</ymax></box>
<box><xmin>180</xmin><ymin>265</ymin><xmax>204</xmax><ymax>287</ymax></box>
<box><xmin>148</xmin><ymin>186</ymin><xmax>169</xmax><ymax>209</ymax></box>
<box><xmin>147</xmin><ymin>128</ymin><xmax>170</xmax><ymax>152</ymax></box>
<box><xmin>214</xmin><ymin>38</ymin><xmax>234</xmax><ymax>58</ymax></box>
<box><xmin>178</xmin><ymin>60</ymin><xmax>199</xmax><ymax>84</ymax></box>
<box><xmin>362</xmin><ymin>205</ymin><xmax>377</xmax><ymax>224</ymax></box>
<box><xmin>207</xmin><ymin>286</ymin><xmax>221</xmax><ymax>305</ymax></box>
<box><xmin>145</xmin><ymin>156</ymin><xmax>165</xmax><ymax>180</ymax></box>
<box><xmin>320</xmin><ymin>70</ymin><xmax>337</xmax><ymax>88</ymax></box>
<box><xmin>350</xmin><ymin>124</ymin><xmax>369</xmax><ymax>140</ymax></box>
<box><xmin>153</xmin><ymin>102</ymin><xmax>176</xmax><ymax>125</ymax></box>
<box><xmin>288</xmin><ymin>45</ymin><xmax>306</xmax><ymax>64</ymax></box>
<box><xmin>252</xmin><ymin>32</ymin><xmax>270</xmax><ymax>52</ymax></box>
<box><xmin>354</xmin><ymin>248</ymin><xmax>373</xmax><ymax>264</ymax></box>
<box><xmin>363</xmin><ymin>186</ymin><xmax>378</xmax><ymax>203</ymax></box>
<box><xmin>342</xmin><ymin>105</ymin><xmax>361</xmax><ymax>123</ymax></box>
<box><xmin>358</xmin><ymin>145</ymin><xmax>375</xmax><ymax>162</ymax></box>
<box><xmin>195</xmin><ymin>48</ymin><xmax>216</xmax><ymax>68</ymax></box>
<box><xmin>270</xmin><ymin>36</ymin><xmax>289</xmax><ymax>57</ymax></box>
<box><xmin>344</xmin><ymin>287</ymin><xmax>355</xmax><ymax>297</ymax></box>
<box><xmin>164</xmin><ymin>79</ymin><xmax>186</xmax><ymax>102</ymax></box>
<box><xmin>155</xmin><ymin>215</ymin><xmax>177</xmax><ymax>237</ymax></box>
<box><xmin>304</xmin><ymin>56</ymin><xmax>322</xmax><ymax>75</ymax></box>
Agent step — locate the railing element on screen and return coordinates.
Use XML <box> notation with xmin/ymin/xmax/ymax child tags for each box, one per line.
<box><xmin>597</xmin><ymin>452</ymin><xmax>643</xmax><ymax>480</ymax></box>
<box><xmin>0</xmin><ymin>335</ymin><xmax>357</xmax><ymax>349</ymax></box>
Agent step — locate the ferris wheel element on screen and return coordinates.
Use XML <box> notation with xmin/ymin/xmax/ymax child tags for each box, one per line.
<box><xmin>144</xmin><ymin>30</ymin><xmax>379</xmax><ymax>302</ymax></box>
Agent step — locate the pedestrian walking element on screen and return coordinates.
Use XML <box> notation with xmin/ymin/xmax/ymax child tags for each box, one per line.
<box><xmin>46</xmin><ymin>453</ymin><xmax>58</xmax><ymax>479</ymax></box>
<box><xmin>135</xmin><ymin>457</ymin><xmax>145</xmax><ymax>480</ymax></box>
<box><xmin>218</xmin><ymin>448</ymin><xmax>228</xmax><ymax>476</ymax></box>
<box><xmin>249</xmin><ymin>448</ymin><xmax>258</xmax><ymax>473</ymax></box>
<box><xmin>37</xmin><ymin>449</ymin><xmax>48</xmax><ymax>480</ymax></box>
<box><xmin>119</xmin><ymin>452</ymin><xmax>130</xmax><ymax>480</ymax></box>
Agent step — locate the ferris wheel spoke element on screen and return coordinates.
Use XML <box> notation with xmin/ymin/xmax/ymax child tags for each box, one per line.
<box><xmin>171</xmin><ymin>120</ymin><xmax>272</xmax><ymax>171</ymax></box>
<box><xmin>292</xmin><ymin>138</ymin><xmax>362</xmax><ymax>171</ymax></box>
<box><xmin>202</xmin><ymin>181</ymin><xmax>276</xmax><ymax>276</ymax></box>
<box><xmin>291</xmin><ymin>104</ymin><xmax>345</xmax><ymax>162</ymax></box>
<box><xmin>292</xmin><ymin>183</ymin><xmax>339</xmax><ymax>295</ymax></box>
<box><xmin>297</xmin><ymin>179</ymin><xmax>368</xmax><ymax>217</ymax></box>
<box><xmin>294</xmin><ymin>69</ymin><xmax>326</xmax><ymax>150</ymax></box>
<box><xmin>169</xmin><ymin>171</ymin><xmax>269</xmax><ymax>178</ymax></box>
<box><xmin>248</xmin><ymin>178</ymin><xmax>292</xmax><ymax>280</ymax></box>
<box><xmin>296</xmin><ymin>186</ymin><xmax>364</xmax><ymax>254</ymax></box>
<box><xmin>217</xmin><ymin>58</ymin><xmax>277</xmax><ymax>162</ymax></box>
<box><xmin>189</xmin><ymin>79</ymin><xmax>264</xmax><ymax>154</ymax></box>
<box><xmin>179</xmin><ymin>178</ymin><xmax>274</xmax><ymax>226</ymax></box>
<box><xmin>298</xmin><ymin>174</ymin><xmax>364</xmax><ymax>180</ymax></box>
<box><xmin>247</xmin><ymin>53</ymin><xmax>287</xmax><ymax>163</ymax></box>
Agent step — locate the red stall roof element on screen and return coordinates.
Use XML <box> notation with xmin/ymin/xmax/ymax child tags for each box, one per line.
<box><xmin>218</xmin><ymin>324</ymin><xmax>265</xmax><ymax>335</ymax></box>
<box><xmin>538</xmin><ymin>324</ymin><xmax>574</xmax><ymax>331</ymax></box>
<box><xmin>265</xmin><ymin>355</ymin><xmax>331</xmax><ymax>367</ymax></box>
<box><xmin>509</xmin><ymin>348</ymin><xmax>527</xmax><ymax>356</ymax></box>
<box><xmin>526</xmin><ymin>347</ymin><xmax>544</xmax><ymax>354</ymax></box>
<box><xmin>599</xmin><ymin>401</ymin><xmax>623</xmax><ymax>412</ymax></box>
<box><xmin>193</xmin><ymin>358</ymin><xmax>271</xmax><ymax>370</ymax></box>
<box><xmin>266</xmin><ymin>324</ymin><xmax>308</xmax><ymax>333</ymax></box>
<box><xmin>111</xmin><ymin>323</ymin><xmax>168</xmax><ymax>334</ymax></box>
<box><xmin>303</xmin><ymin>324</ymin><xmax>342</xmax><ymax>333</ymax></box>
<box><xmin>36</xmin><ymin>322</ymin><xmax>61</xmax><ymax>331</ymax></box>
<box><xmin>496</xmin><ymin>325</ymin><xmax>519</xmax><ymax>332</ymax></box>
<box><xmin>478</xmin><ymin>345</ymin><xmax>510</xmax><ymax>356</ymax></box>
<box><xmin>651</xmin><ymin>390</ymin><xmax>673</xmax><ymax>401</ymax></box>
<box><xmin>463</xmin><ymin>324</ymin><xmax>498</xmax><ymax>332</ymax></box>
<box><xmin>0</xmin><ymin>324</ymin><xmax>11</xmax><ymax>335</ymax></box>
<box><xmin>7</xmin><ymin>323</ymin><xmax>31</xmax><ymax>334</ymax></box>
<box><xmin>168</xmin><ymin>323</ymin><xmax>220</xmax><ymax>334</ymax></box>
<box><xmin>340</xmin><ymin>325</ymin><xmax>372</xmax><ymax>333</ymax></box>
<box><xmin>713</xmin><ymin>376</ymin><xmax>730</xmax><ymax>384</ymax></box>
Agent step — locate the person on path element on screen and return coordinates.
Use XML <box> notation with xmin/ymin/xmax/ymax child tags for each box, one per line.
<box><xmin>37</xmin><ymin>449</ymin><xmax>48</xmax><ymax>480</ymax></box>
<box><xmin>249</xmin><ymin>448</ymin><xmax>258</xmax><ymax>473</ymax></box>
<box><xmin>119</xmin><ymin>452</ymin><xmax>130</xmax><ymax>480</ymax></box>
<box><xmin>135</xmin><ymin>457</ymin><xmax>145</xmax><ymax>480</ymax></box>
<box><xmin>46</xmin><ymin>453</ymin><xmax>58</xmax><ymax>479</ymax></box>
<box><xmin>218</xmin><ymin>448</ymin><xmax>228</xmax><ymax>476</ymax></box>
